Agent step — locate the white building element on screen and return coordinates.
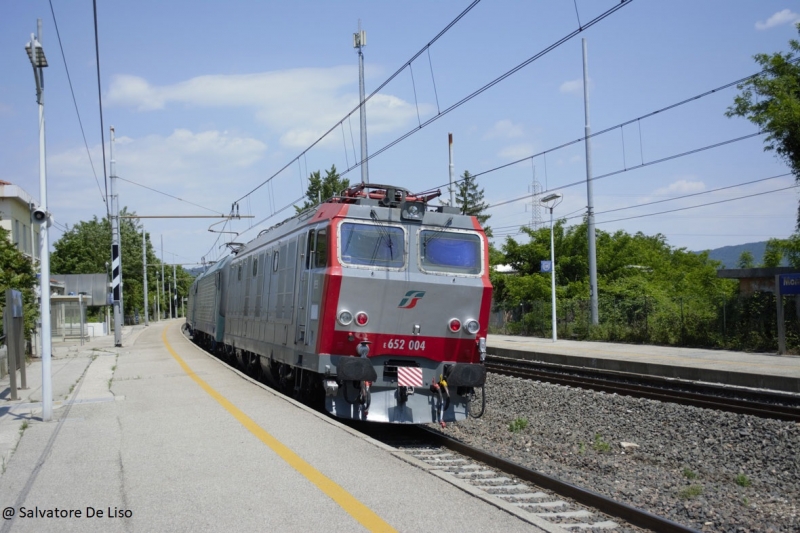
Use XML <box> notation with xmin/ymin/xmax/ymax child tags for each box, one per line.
<box><xmin>0</xmin><ymin>180</ymin><xmax>39</xmax><ymax>260</ymax></box>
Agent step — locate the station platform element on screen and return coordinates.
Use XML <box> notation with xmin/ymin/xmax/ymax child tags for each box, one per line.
<box><xmin>487</xmin><ymin>335</ymin><xmax>800</xmax><ymax>394</ymax></box>
<box><xmin>0</xmin><ymin>320</ymin><xmax>551</xmax><ymax>533</ymax></box>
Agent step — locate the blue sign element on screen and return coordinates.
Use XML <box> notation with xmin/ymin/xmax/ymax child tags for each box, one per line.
<box><xmin>779</xmin><ymin>274</ymin><xmax>800</xmax><ymax>295</ymax></box>
<box><xmin>540</xmin><ymin>260</ymin><xmax>552</xmax><ymax>273</ymax></box>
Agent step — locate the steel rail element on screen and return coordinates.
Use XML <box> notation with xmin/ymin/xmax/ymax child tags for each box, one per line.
<box><xmin>485</xmin><ymin>357</ymin><xmax>800</xmax><ymax>422</ymax></box>
<box><xmin>417</xmin><ymin>426</ymin><xmax>699</xmax><ymax>533</ymax></box>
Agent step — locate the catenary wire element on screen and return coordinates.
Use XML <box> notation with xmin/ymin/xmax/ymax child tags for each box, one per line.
<box><xmin>337</xmin><ymin>0</ymin><xmax>634</xmax><ymax>178</ymax></box>
<box><xmin>486</xmin><ymin>132</ymin><xmax>763</xmax><ymax>211</ymax></box>
<box><xmin>491</xmin><ymin>172</ymin><xmax>793</xmax><ymax>233</ymax></box>
<box><xmin>492</xmin><ymin>185</ymin><xmax>798</xmax><ymax>237</ymax></box>
<box><xmin>92</xmin><ymin>0</ymin><xmax>109</xmax><ymax>217</ymax></box>
<box><xmin>232</xmin><ymin>0</ymin><xmax>485</xmax><ymax>204</ymax></box>
<box><xmin>48</xmin><ymin>0</ymin><xmax>105</xmax><ymax>210</ymax></box>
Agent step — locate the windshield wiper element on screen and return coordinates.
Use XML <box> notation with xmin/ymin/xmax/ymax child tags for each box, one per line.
<box><xmin>370</xmin><ymin>210</ymin><xmax>394</xmax><ymax>262</ymax></box>
<box><xmin>423</xmin><ymin>217</ymin><xmax>453</xmax><ymax>253</ymax></box>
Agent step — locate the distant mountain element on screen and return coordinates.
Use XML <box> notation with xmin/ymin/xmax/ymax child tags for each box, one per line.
<box><xmin>696</xmin><ymin>241</ymin><xmax>770</xmax><ymax>269</ymax></box>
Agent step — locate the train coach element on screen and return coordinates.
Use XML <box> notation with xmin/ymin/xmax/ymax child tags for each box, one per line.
<box><xmin>187</xmin><ymin>183</ymin><xmax>491</xmax><ymax>425</ymax></box>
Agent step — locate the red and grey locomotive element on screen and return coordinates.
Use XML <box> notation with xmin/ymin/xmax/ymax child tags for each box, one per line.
<box><xmin>187</xmin><ymin>183</ymin><xmax>491</xmax><ymax>424</ymax></box>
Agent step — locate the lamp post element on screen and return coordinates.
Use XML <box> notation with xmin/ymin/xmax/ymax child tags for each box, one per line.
<box><xmin>26</xmin><ymin>20</ymin><xmax>53</xmax><ymax>421</ymax></box>
<box><xmin>540</xmin><ymin>193</ymin><xmax>562</xmax><ymax>342</ymax></box>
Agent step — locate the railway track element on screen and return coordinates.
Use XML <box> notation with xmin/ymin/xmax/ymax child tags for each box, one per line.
<box><xmin>485</xmin><ymin>354</ymin><xmax>800</xmax><ymax>422</ymax></box>
<box><xmin>350</xmin><ymin>422</ymin><xmax>696</xmax><ymax>533</ymax></box>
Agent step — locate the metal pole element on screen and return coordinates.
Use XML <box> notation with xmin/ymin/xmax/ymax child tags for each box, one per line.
<box><xmin>142</xmin><ymin>228</ymin><xmax>148</xmax><ymax>326</ymax></box>
<box><xmin>79</xmin><ymin>294</ymin><xmax>84</xmax><ymax>346</ymax></box>
<box><xmin>448</xmin><ymin>133</ymin><xmax>455</xmax><ymax>206</ymax></box>
<box><xmin>550</xmin><ymin>206</ymin><xmax>557</xmax><ymax>342</ymax></box>
<box><xmin>173</xmin><ymin>263</ymin><xmax>177</xmax><ymax>319</ymax></box>
<box><xmin>156</xmin><ymin>270</ymin><xmax>160</xmax><ymax>321</ymax></box>
<box><xmin>110</xmin><ymin>127</ymin><xmax>122</xmax><ymax>346</ymax></box>
<box><xmin>582</xmin><ymin>38</ymin><xmax>599</xmax><ymax>326</ymax></box>
<box><xmin>355</xmin><ymin>22</ymin><xmax>369</xmax><ymax>184</ymax></box>
<box><xmin>28</xmin><ymin>20</ymin><xmax>53</xmax><ymax>420</ymax></box>
<box><xmin>161</xmin><ymin>235</ymin><xmax>166</xmax><ymax>319</ymax></box>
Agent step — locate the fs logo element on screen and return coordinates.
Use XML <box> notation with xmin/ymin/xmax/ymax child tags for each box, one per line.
<box><xmin>398</xmin><ymin>290</ymin><xmax>426</xmax><ymax>309</ymax></box>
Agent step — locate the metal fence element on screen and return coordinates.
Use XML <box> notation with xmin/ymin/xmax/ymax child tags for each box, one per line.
<box><xmin>490</xmin><ymin>293</ymin><xmax>799</xmax><ymax>353</ymax></box>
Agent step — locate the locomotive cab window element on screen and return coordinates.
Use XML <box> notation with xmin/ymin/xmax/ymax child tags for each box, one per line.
<box><xmin>339</xmin><ymin>222</ymin><xmax>405</xmax><ymax>268</ymax></box>
<box><xmin>420</xmin><ymin>230</ymin><xmax>482</xmax><ymax>275</ymax></box>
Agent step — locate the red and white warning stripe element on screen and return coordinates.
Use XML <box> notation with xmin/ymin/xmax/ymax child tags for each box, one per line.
<box><xmin>398</xmin><ymin>367</ymin><xmax>423</xmax><ymax>387</ymax></box>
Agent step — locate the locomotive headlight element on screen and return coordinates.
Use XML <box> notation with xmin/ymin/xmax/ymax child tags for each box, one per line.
<box><xmin>448</xmin><ymin>318</ymin><xmax>461</xmax><ymax>333</ymax></box>
<box><xmin>338</xmin><ymin>310</ymin><xmax>353</xmax><ymax>326</ymax></box>
<box><xmin>465</xmin><ymin>319</ymin><xmax>480</xmax><ymax>335</ymax></box>
<box><xmin>401</xmin><ymin>201</ymin><xmax>425</xmax><ymax>220</ymax></box>
<box><xmin>355</xmin><ymin>312</ymin><xmax>369</xmax><ymax>326</ymax></box>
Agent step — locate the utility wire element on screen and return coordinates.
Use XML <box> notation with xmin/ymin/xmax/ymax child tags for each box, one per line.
<box><xmin>48</xmin><ymin>0</ymin><xmax>105</xmax><ymax>209</ymax></box>
<box><xmin>92</xmin><ymin>0</ymin><xmax>109</xmax><ymax>217</ymax></box>
<box><xmin>115</xmin><ymin>176</ymin><xmax>224</xmax><ymax>215</ymax></box>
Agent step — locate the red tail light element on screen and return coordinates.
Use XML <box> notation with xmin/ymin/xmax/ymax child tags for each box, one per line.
<box><xmin>448</xmin><ymin>318</ymin><xmax>461</xmax><ymax>332</ymax></box>
<box><xmin>355</xmin><ymin>312</ymin><xmax>369</xmax><ymax>326</ymax></box>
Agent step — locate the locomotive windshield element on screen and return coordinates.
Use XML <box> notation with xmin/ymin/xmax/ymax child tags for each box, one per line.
<box><xmin>420</xmin><ymin>230</ymin><xmax>482</xmax><ymax>275</ymax></box>
<box><xmin>340</xmin><ymin>222</ymin><xmax>405</xmax><ymax>268</ymax></box>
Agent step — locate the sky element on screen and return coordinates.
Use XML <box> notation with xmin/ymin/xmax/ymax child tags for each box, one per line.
<box><xmin>1</xmin><ymin>0</ymin><xmax>799</xmax><ymax>268</ymax></box>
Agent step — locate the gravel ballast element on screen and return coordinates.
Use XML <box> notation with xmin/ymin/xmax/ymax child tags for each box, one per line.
<box><xmin>435</xmin><ymin>373</ymin><xmax>799</xmax><ymax>532</ymax></box>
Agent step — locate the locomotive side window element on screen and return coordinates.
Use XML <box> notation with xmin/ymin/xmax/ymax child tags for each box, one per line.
<box><xmin>305</xmin><ymin>230</ymin><xmax>315</xmax><ymax>269</ymax></box>
<box><xmin>315</xmin><ymin>228</ymin><xmax>327</xmax><ymax>268</ymax></box>
<box><xmin>420</xmin><ymin>230</ymin><xmax>482</xmax><ymax>275</ymax></box>
<box><xmin>340</xmin><ymin>222</ymin><xmax>404</xmax><ymax>268</ymax></box>
<box><xmin>252</xmin><ymin>257</ymin><xmax>258</xmax><ymax>277</ymax></box>
<box><xmin>273</xmin><ymin>251</ymin><xmax>280</xmax><ymax>272</ymax></box>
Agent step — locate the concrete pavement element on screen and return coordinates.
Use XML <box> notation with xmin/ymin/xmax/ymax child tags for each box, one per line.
<box><xmin>0</xmin><ymin>321</ymin><xmax>548</xmax><ymax>532</ymax></box>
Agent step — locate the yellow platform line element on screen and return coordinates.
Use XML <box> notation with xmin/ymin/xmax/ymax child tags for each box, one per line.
<box><xmin>162</xmin><ymin>326</ymin><xmax>396</xmax><ymax>533</ymax></box>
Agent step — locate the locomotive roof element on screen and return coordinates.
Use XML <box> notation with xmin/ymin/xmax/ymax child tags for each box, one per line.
<box><xmin>225</xmin><ymin>183</ymin><xmax>482</xmax><ymax>259</ymax></box>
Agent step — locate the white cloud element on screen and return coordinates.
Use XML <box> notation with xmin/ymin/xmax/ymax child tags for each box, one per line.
<box><xmin>484</xmin><ymin>119</ymin><xmax>524</xmax><ymax>139</ymax></box>
<box><xmin>559</xmin><ymin>78</ymin><xmax>583</xmax><ymax>94</ymax></box>
<box><xmin>755</xmin><ymin>9</ymin><xmax>800</xmax><ymax>30</ymax></box>
<box><xmin>652</xmin><ymin>179</ymin><xmax>705</xmax><ymax>196</ymax></box>
<box><xmin>106</xmin><ymin>68</ymin><xmax>429</xmax><ymax>149</ymax></box>
<box><xmin>498</xmin><ymin>143</ymin><xmax>534</xmax><ymax>160</ymax></box>
<box><xmin>48</xmin><ymin>129</ymin><xmax>268</xmax><ymax>218</ymax></box>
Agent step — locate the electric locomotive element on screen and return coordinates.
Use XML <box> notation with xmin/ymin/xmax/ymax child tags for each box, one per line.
<box><xmin>188</xmin><ymin>183</ymin><xmax>491</xmax><ymax>424</ymax></box>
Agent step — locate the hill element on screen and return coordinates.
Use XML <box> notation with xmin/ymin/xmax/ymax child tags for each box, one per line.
<box><xmin>697</xmin><ymin>241</ymin><xmax>769</xmax><ymax>269</ymax></box>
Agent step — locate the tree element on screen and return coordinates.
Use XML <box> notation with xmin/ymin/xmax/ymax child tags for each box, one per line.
<box><xmin>296</xmin><ymin>165</ymin><xmax>349</xmax><ymax>212</ymax></box>
<box><xmin>726</xmin><ymin>24</ymin><xmax>800</xmax><ymax>226</ymax></box>
<box><xmin>455</xmin><ymin>170</ymin><xmax>491</xmax><ymax>236</ymax></box>
<box><xmin>737</xmin><ymin>250</ymin><xmax>755</xmax><ymax>269</ymax></box>
<box><xmin>50</xmin><ymin>209</ymin><xmax>189</xmax><ymax>320</ymax></box>
<box><xmin>762</xmin><ymin>238</ymin><xmax>785</xmax><ymax>267</ymax></box>
<box><xmin>0</xmin><ymin>227</ymin><xmax>37</xmax><ymax>338</ymax></box>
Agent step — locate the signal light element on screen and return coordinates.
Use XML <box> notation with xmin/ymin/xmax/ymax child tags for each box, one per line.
<box><xmin>448</xmin><ymin>318</ymin><xmax>461</xmax><ymax>332</ymax></box>
<box><xmin>465</xmin><ymin>320</ymin><xmax>480</xmax><ymax>335</ymax></box>
<box><xmin>355</xmin><ymin>312</ymin><xmax>369</xmax><ymax>326</ymax></box>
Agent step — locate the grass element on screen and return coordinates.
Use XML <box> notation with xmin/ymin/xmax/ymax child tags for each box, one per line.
<box><xmin>683</xmin><ymin>468</ymin><xmax>698</xmax><ymax>480</ymax></box>
<box><xmin>678</xmin><ymin>485</ymin><xmax>704</xmax><ymax>499</ymax></box>
<box><xmin>735</xmin><ymin>474</ymin><xmax>751</xmax><ymax>487</ymax></box>
<box><xmin>578</xmin><ymin>442</ymin><xmax>586</xmax><ymax>455</ymax></box>
<box><xmin>593</xmin><ymin>433</ymin><xmax>611</xmax><ymax>453</ymax></box>
<box><xmin>508</xmin><ymin>418</ymin><xmax>528</xmax><ymax>433</ymax></box>
<box><xmin>20</xmin><ymin>421</ymin><xmax>29</xmax><ymax>433</ymax></box>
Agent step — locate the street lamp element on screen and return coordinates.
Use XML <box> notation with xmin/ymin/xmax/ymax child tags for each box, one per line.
<box><xmin>26</xmin><ymin>20</ymin><xmax>53</xmax><ymax>421</ymax></box>
<box><xmin>540</xmin><ymin>193</ymin><xmax>563</xmax><ymax>342</ymax></box>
